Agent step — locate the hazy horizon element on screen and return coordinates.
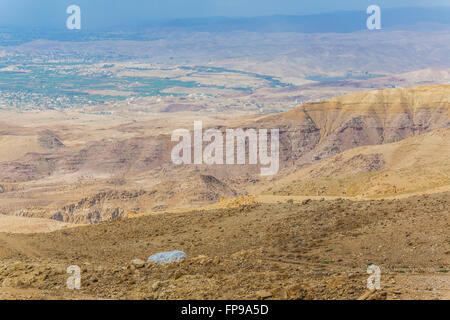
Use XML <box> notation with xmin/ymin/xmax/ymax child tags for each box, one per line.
<box><xmin>0</xmin><ymin>0</ymin><xmax>448</xmax><ymax>29</ymax></box>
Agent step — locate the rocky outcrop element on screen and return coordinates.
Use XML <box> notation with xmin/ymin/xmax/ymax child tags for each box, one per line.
<box><xmin>38</xmin><ymin>130</ymin><xmax>65</xmax><ymax>150</ymax></box>
<box><xmin>0</xmin><ymin>153</ymin><xmax>58</xmax><ymax>182</ymax></box>
<box><xmin>50</xmin><ymin>190</ymin><xmax>146</xmax><ymax>224</ymax></box>
<box><xmin>48</xmin><ymin>172</ymin><xmax>238</xmax><ymax>224</ymax></box>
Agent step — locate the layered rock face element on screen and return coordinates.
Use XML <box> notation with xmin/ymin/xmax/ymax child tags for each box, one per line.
<box><xmin>254</xmin><ymin>85</ymin><xmax>450</xmax><ymax>170</ymax></box>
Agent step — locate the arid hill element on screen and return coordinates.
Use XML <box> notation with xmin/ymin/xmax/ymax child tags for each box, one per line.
<box><xmin>253</xmin><ymin>85</ymin><xmax>450</xmax><ymax>170</ymax></box>
<box><xmin>267</xmin><ymin>128</ymin><xmax>450</xmax><ymax>198</ymax></box>
<box><xmin>0</xmin><ymin>85</ymin><xmax>448</xmax><ymax>223</ymax></box>
<box><xmin>0</xmin><ymin>85</ymin><xmax>449</xmax><ymax>300</ymax></box>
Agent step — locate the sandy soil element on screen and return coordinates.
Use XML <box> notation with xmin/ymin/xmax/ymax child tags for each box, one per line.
<box><xmin>0</xmin><ymin>192</ymin><xmax>448</xmax><ymax>300</ymax></box>
<box><xmin>0</xmin><ymin>215</ymin><xmax>69</xmax><ymax>234</ymax></box>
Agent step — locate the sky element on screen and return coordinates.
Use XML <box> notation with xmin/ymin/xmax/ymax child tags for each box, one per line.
<box><xmin>0</xmin><ymin>0</ymin><xmax>448</xmax><ymax>29</ymax></box>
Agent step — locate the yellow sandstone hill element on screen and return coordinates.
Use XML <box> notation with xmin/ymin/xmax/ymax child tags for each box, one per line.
<box><xmin>250</xmin><ymin>85</ymin><xmax>450</xmax><ymax>172</ymax></box>
<box><xmin>258</xmin><ymin>85</ymin><xmax>450</xmax><ymax>133</ymax></box>
<box><xmin>266</xmin><ymin>127</ymin><xmax>450</xmax><ymax>198</ymax></box>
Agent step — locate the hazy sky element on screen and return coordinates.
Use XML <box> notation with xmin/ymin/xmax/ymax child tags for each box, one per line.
<box><xmin>0</xmin><ymin>0</ymin><xmax>448</xmax><ymax>28</ymax></box>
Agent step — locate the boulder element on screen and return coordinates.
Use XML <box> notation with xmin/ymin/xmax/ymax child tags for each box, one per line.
<box><xmin>147</xmin><ymin>251</ymin><xmax>187</xmax><ymax>264</ymax></box>
<box><xmin>131</xmin><ymin>258</ymin><xmax>146</xmax><ymax>268</ymax></box>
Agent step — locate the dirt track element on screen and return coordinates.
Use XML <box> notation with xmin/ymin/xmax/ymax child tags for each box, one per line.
<box><xmin>0</xmin><ymin>192</ymin><xmax>448</xmax><ymax>300</ymax></box>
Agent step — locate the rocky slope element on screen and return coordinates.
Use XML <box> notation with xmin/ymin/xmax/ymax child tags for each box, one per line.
<box><xmin>0</xmin><ymin>85</ymin><xmax>448</xmax><ymax>223</ymax></box>
<box><xmin>267</xmin><ymin>128</ymin><xmax>450</xmax><ymax>198</ymax></box>
<box><xmin>0</xmin><ymin>192</ymin><xmax>448</xmax><ymax>300</ymax></box>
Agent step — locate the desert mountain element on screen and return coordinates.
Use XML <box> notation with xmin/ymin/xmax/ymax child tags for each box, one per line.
<box><xmin>248</xmin><ymin>85</ymin><xmax>450</xmax><ymax>172</ymax></box>
<box><xmin>0</xmin><ymin>85</ymin><xmax>448</xmax><ymax>223</ymax></box>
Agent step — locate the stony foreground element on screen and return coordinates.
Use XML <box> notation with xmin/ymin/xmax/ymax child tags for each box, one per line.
<box><xmin>0</xmin><ymin>192</ymin><xmax>449</xmax><ymax>300</ymax></box>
